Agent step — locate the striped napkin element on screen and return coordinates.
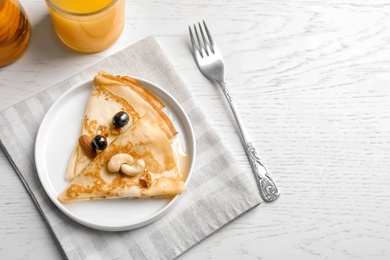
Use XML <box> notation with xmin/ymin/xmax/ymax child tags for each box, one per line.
<box><xmin>0</xmin><ymin>36</ymin><xmax>262</xmax><ymax>259</ymax></box>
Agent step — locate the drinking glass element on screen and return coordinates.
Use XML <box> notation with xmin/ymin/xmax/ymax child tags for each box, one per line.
<box><xmin>45</xmin><ymin>0</ymin><xmax>125</xmax><ymax>53</ymax></box>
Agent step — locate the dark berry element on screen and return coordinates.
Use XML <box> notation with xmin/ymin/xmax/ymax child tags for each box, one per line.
<box><xmin>92</xmin><ymin>135</ymin><xmax>107</xmax><ymax>151</ymax></box>
<box><xmin>113</xmin><ymin>111</ymin><xmax>130</xmax><ymax>128</ymax></box>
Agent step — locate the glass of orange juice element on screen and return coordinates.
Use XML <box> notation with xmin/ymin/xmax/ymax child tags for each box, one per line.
<box><xmin>45</xmin><ymin>0</ymin><xmax>125</xmax><ymax>53</ymax></box>
<box><xmin>0</xmin><ymin>0</ymin><xmax>31</xmax><ymax>67</ymax></box>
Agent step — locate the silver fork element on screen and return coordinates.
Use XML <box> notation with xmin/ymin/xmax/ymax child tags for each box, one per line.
<box><xmin>189</xmin><ymin>21</ymin><xmax>280</xmax><ymax>202</ymax></box>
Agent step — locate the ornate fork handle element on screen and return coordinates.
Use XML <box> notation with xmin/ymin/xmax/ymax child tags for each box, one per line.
<box><xmin>219</xmin><ymin>82</ymin><xmax>280</xmax><ymax>202</ymax></box>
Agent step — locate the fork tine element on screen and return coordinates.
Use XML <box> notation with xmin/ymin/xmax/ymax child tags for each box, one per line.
<box><xmin>198</xmin><ymin>22</ymin><xmax>209</xmax><ymax>56</ymax></box>
<box><xmin>202</xmin><ymin>21</ymin><xmax>215</xmax><ymax>54</ymax></box>
<box><xmin>189</xmin><ymin>24</ymin><xmax>204</xmax><ymax>58</ymax></box>
<box><xmin>203</xmin><ymin>21</ymin><xmax>215</xmax><ymax>53</ymax></box>
<box><xmin>193</xmin><ymin>24</ymin><xmax>205</xmax><ymax>58</ymax></box>
<box><xmin>188</xmin><ymin>26</ymin><xmax>198</xmax><ymax>55</ymax></box>
<box><xmin>189</xmin><ymin>21</ymin><xmax>215</xmax><ymax>58</ymax></box>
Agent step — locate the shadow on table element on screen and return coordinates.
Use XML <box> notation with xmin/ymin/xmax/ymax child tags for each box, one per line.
<box><xmin>27</xmin><ymin>15</ymin><xmax>83</xmax><ymax>62</ymax></box>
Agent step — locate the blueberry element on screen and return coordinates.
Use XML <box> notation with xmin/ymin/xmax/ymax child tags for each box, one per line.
<box><xmin>92</xmin><ymin>135</ymin><xmax>107</xmax><ymax>151</ymax></box>
<box><xmin>113</xmin><ymin>111</ymin><xmax>129</xmax><ymax>128</ymax></box>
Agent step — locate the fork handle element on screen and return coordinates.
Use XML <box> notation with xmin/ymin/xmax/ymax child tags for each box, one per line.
<box><xmin>219</xmin><ymin>82</ymin><xmax>280</xmax><ymax>202</ymax></box>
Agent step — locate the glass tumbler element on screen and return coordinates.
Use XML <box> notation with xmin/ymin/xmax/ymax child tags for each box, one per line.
<box><xmin>0</xmin><ymin>0</ymin><xmax>31</xmax><ymax>67</ymax></box>
<box><xmin>45</xmin><ymin>0</ymin><xmax>125</xmax><ymax>53</ymax></box>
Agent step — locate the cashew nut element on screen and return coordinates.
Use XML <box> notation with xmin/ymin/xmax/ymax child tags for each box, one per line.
<box><xmin>107</xmin><ymin>153</ymin><xmax>134</xmax><ymax>173</ymax></box>
<box><xmin>121</xmin><ymin>159</ymin><xmax>145</xmax><ymax>176</ymax></box>
<box><xmin>107</xmin><ymin>153</ymin><xmax>145</xmax><ymax>176</ymax></box>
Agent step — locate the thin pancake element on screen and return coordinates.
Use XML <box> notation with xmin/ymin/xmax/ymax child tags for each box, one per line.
<box><xmin>94</xmin><ymin>71</ymin><xmax>177</xmax><ymax>138</ymax></box>
<box><xmin>66</xmin><ymin>71</ymin><xmax>177</xmax><ymax>180</ymax></box>
<box><xmin>59</xmin><ymin>113</ymin><xmax>185</xmax><ymax>203</ymax></box>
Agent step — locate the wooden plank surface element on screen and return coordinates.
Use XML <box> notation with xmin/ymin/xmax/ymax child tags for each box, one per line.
<box><xmin>1</xmin><ymin>0</ymin><xmax>389</xmax><ymax>259</ymax></box>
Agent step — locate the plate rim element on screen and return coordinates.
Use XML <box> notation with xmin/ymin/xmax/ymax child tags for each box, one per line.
<box><xmin>35</xmin><ymin>76</ymin><xmax>196</xmax><ymax>231</ymax></box>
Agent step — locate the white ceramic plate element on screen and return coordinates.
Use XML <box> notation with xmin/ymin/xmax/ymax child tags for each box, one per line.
<box><xmin>35</xmin><ymin>77</ymin><xmax>196</xmax><ymax>231</ymax></box>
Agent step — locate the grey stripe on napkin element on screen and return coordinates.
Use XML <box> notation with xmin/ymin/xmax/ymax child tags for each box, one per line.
<box><xmin>0</xmin><ymin>36</ymin><xmax>262</xmax><ymax>260</ymax></box>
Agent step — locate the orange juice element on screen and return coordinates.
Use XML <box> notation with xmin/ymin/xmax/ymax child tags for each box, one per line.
<box><xmin>45</xmin><ymin>0</ymin><xmax>125</xmax><ymax>53</ymax></box>
<box><xmin>0</xmin><ymin>0</ymin><xmax>31</xmax><ymax>67</ymax></box>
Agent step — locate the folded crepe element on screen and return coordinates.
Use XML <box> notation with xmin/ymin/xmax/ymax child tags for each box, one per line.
<box><xmin>59</xmin><ymin>112</ymin><xmax>185</xmax><ymax>203</ymax></box>
<box><xmin>66</xmin><ymin>71</ymin><xmax>177</xmax><ymax>180</ymax></box>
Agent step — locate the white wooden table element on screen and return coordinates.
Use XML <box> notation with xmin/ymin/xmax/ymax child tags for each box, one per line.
<box><xmin>1</xmin><ymin>0</ymin><xmax>390</xmax><ymax>259</ymax></box>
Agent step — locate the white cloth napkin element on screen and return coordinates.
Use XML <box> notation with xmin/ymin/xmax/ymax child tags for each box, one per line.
<box><xmin>0</xmin><ymin>36</ymin><xmax>262</xmax><ymax>260</ymax></box>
